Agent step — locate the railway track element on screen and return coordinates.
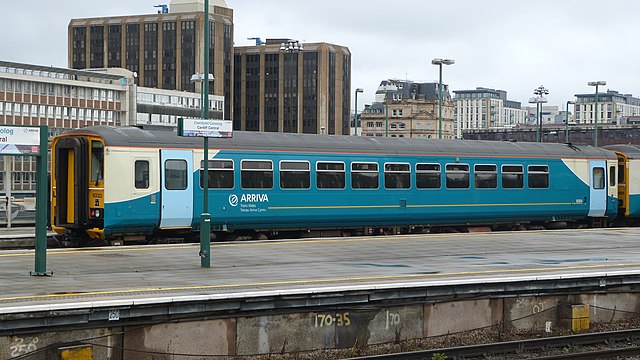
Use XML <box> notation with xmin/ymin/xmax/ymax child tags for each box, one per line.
<box><xmin>348</xmin><ymin>328</ymin><xmax>640</xmax><ymax>360</ymax></box>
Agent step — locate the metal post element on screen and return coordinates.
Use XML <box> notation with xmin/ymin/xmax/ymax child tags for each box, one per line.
<box><xmin>438</xmin><ymin>63</ymin><xmax>443</xmax><ymax>139</ymax></box>
<box><xmin>594</xmin><ymin>84</ymin><xmax>599</xmax><ymax>147</ymax></box>
<box><xmin>538</xmin><ymin>102</ymin><xmax>543</xmax><ymax>143</ymax></box>
<box><xmin>200</xmin><ymin>0</ymin><xmax>211</xmax><ymax>268</ymax></box>
<box><xmin>4</xmin><ymin>157</ymin><xmax>11</xmax><ymax>228</ymax></box>
<box><xmin>385</xmin><ymin>92</ymin><xmax>389</xmax><ymax>137</ymax></box>
<box><xmin>536</xmin><ymin>102</ymin><xmax>540</xmax><ymax>143</ymax></box>
<box><xmin>565</xmin><ymin>101</ymin><xmax>571</xmax><ymax>143</ymax></box>
<box><xmin>32</xmin><ymin>125</ymin><xmax>51</xmax><ymax>276</ymax></box>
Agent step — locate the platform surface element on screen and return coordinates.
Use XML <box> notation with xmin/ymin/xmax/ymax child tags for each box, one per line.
<box><xmin>1</xmin><ymin>228</ymin><xmax>640</xmax><ymax>312</ymax></box>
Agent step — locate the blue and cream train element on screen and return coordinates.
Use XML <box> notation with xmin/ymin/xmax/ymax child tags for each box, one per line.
<box><xmin>51</xmin><ymin>126</ymin><xmax>623</xmax><ymax>245</ymax></box>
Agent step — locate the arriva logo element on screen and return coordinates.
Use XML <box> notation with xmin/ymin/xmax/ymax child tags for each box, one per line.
<box><xmin>228</xmin><ymin>194</ymin><xmax>239</xmax><ymax>207</ymax></box>
<box><xmin>228</xmin><ymin>193</ymin><xmax>269</xmax><ymax>206</ymax></box>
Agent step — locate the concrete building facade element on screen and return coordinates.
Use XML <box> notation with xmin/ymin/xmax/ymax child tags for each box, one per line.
<box><xmin>454</xmin><ymin>88</ymin><xmax>527</xmax><ymax>138</ymax></box>
<box><xmin>360</xmin><ymin>79</ymin><xmax>454</xmax><ymax>139</ymax></box>
<box><xmin>574</xmin><ymin>90</ymin><xmax>640</xmax><ymax>126</ymax></box>
<box><xmin>233</xmin><ymin>39</ymin><xmax>351</xmax><ymax>135</ymax></box>
<box><xmin>68</xmin><ymin>0</ymin><xmax>233</xmax><ymax>119</ymax></box>
<box><xmin>0</xmin><ymin>60</ymin><xmax>222</xmax><ymax>193</ymax></box>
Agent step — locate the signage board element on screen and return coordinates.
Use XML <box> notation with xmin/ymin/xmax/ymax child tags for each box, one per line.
<box><xmin>178</xmin><ymin>118</ymin><xmax>233</xmax><ymax>138</ymax></box>
<box><xmin>0</xmin><ymin>126</ymin><xmax>41</xmax><ymax>155</ymax></box>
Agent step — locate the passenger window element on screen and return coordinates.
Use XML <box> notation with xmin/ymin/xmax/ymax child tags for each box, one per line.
<box><xmin>316</xmin><ymin>162</ymin><xmax>345</xmax><ymax>189</ymax></box>
<box><xmin>241</xmin><ymin>160</ymin><xmax>273</xmax><ymax>189</ymax></box>
<box><xmin>474</xmin><ymin>164</ymin><xmax>497</xmax><ymax>189</ymax></box>
<box><xmin>384</xmin><ymin>163</ymin><xmax>410</xmax><ymax>189</ymax></box>
<box><xmin>134</xmin><ymin>160</ymin><xmax>149</xmax><ymax>189</ymax></box>
<box><xmin>609</xmin><ymin>166</ymin><xmax>616</xmax><ymax>187</ymax></box>
<box><xmin>446</xmin><ymin>164</ymin><xmax>470</xmax><ymax>189</ymax></box>
<box><xmin>502</xmin><ymin>165</ymin><xmax>523</xmax><ymax>189</ymax></box>
<box><xmin>164</xmin><ymin>159</ymin><xmax>187</xmax><ymax>190</ymax></box>
<box><xmin>351</xmin><ymin>162</ymin><xmax>378</xmax><ymax>189</ymax></box>
<box><xmin>528</xmin><ymin>165</ymin><xmax>549</xmax><ymax>189</ymax></box>
<box><xmin>280</xmin><ymin>161</ymin><xmax>310</xmax><ymax>189</ymax></box>
<box><xmin>593</xmin><ymin>167</ymin><xmax>605</xmax><ymax>190</ymax></box>
<box><xmin>201</xmin><ymin>159</ymin><xmax>234</xmax><ymax>189</ymax></box>
<box><xmin>90</xmin><ymin>140</ymin><xmax>104</xmax><ymax>184</ymax></box>
<box><xmin>618</xmin><ymin>164</ymin><xmax>625</xmax><ymax>185</ymax></box>
<box><xmin>416</xmin><ymin>163</ymin><xmax>441</xmax><ymax>189</ymax></box>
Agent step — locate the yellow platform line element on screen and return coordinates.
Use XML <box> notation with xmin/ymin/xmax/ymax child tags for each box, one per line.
<box><xmin>0</xmin><ymin>262</ymin><xmax>638</xmax><ymax>303</ymax></box>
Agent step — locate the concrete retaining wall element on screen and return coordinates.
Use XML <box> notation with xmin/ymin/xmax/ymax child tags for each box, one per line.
<box><xmin>2</xmin><ymin>291</ymin><xmax>640</xmax><ymax>359</ymax></box>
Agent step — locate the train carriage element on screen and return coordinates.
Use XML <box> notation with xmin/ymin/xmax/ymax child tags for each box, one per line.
<box><xmin>603</xmin><ymin>144</ymin><xmax>640</xmax><ymax>219</ymax></box>
<box><xmin>51</xmin><ymin>126</ymin><xmax>619</xmax><ymax>245</ymax></box>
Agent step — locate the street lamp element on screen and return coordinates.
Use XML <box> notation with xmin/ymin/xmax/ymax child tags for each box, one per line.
<box><xmin>587</xmin><ymin>81</ymin><xmax>606</xmax><ymax>147</ymax></box>
<box><xmin>565</xmin><ymin>100</ymin><xmax>575</xmax><ymax>143</ymax></box>
<box><xmin>280</xmin><ymin>40</ymin><xmax>303</xmax><ymax>133</ymax></box>
<box><xmin>385</xmin><ymin>90</ymin><xmax>389</xmax><ymax>137</ymax></box>
<box><xmin>432</xmin><ymin>58</ymin><xmax>455</xmax><ymax>139</ymax></box>
<box><xmin>532</xmin><ymin>85</ymin><xmax>549</xmax><ymax>142</ymax></box>
<box><xmin>354</xmin><ymin>88</ymin><xmax>363</xmax><ymax>135</ymax></box>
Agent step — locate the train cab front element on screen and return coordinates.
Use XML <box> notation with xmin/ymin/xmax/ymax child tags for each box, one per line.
<box><xmin>51</xmin><ymin>134</ymin><xmax>105</xmax><ymax>245</ymax></box>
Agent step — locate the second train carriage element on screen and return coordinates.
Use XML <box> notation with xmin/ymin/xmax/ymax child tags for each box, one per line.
<box><xmin>51</xmin><ymin>126</ymin><xmax>619</xmax><ymax>244</ymax></box>
<box><xmin>603</xmin><ymin>144</ymin><xmax>640</xmax><ymax>219</ymax></box>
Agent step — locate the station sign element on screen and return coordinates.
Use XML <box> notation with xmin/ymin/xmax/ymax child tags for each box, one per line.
<box><xmin>178</xmin><ymin>118</ymin><xmax>233</xmax><ymax>138</ymax></box>
<box><xmin>0</xmin><ymin>126</ymin><xmax>41</xmax><ymax>155</ymax></box>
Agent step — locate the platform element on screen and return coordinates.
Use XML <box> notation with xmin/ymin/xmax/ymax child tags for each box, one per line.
<box><xmin>2</xmin><ymin>227</ymin><xmax>640</xmax><ymax>312</ymax></box>
<box><xmin>4</xmin><ymin>228</ymin><xmax>640</xmax><ymax>358</ymax></box>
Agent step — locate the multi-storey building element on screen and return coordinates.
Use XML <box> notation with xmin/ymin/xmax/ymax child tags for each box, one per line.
<box><xmin>0</xmin><ymin>61</ymin><xmax>222</xmax><ymax>194</ymax></box>
<box><xmin>360</xmin><ymin>79</ymin><xmax>454</xmax><ymax>139</ymax></box>
<box><xmin>454</xmin><ymin>87</ymin><xmax>527</xmax><ymax>138</ymax></box>
<box><xmin>522</xmin><ymin>105</ymin><xmax>560</xmax><ymax>125</ymax></box>
<box><xmin>574</xmin><ymin>90</ymin><xmax>640</xmax><ymax>125</ymax></box>
<box><xmin>232</xmin><ymin>39</ymin><xmax>351</xmax><ymax>135</ymax></box>
<box><xmin>68</xmin><ymin>0</ymin><xmax>233</xmax><ymax>119</ymax></box>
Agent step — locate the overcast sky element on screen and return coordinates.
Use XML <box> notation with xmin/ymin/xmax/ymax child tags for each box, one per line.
<box><xmin>2</xmin><ymin>0</ymin><xmax>639</xmax><ymax>110</ymax></box>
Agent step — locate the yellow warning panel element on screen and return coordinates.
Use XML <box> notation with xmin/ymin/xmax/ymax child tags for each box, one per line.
<box><xmin>59</xmin><ymin>345</ymin><xmax>93</xmax><ymax>360</ymax></box>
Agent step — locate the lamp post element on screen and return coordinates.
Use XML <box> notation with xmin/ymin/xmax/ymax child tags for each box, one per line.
<box><xmin>565</xmin><ymin>100</ymin><xmax>574</xmax><ymax>143</ymax></box>
<box><xmin>532</xmin><ymin>85</ymin><xmax>549</xmax><ymax>142</ymax></box>
<box><xmin>588</xmin><ymin>81</ymin><xmax>606</xmax><ymax>147</ymax></box>
<box><xmin>280</xmin><ymin>40</ymin><xmax>303</xmax><ymax>133</ymax></box>
<box><xmin>385</xmin><ymin>91</ymin><xmax>389</xmax><ymax>137</ymax></box>
<box><xmin>354</xmin><ymin>88</ymin><xmax>363</xmax><ymax>135</ymax></box>
<box><xmin>432</xmin><ymin>58</ymin><xmax>455</xmax><ymax>139</ymax></box>
<box><xmin>200</xmin><ymin>0</ymin><xmax>212</xmax><ymax>268</ymax></box>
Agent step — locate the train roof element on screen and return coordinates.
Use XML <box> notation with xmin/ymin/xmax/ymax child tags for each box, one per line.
<box><xmin>59</xmin><ymin>126</ymin><xmax>616</xmax><ymax>159</ymax></box>
<box><xmin>603</xmin><ymin>144</ymin><xmax>640</xmax><ymax>159</ymax></box>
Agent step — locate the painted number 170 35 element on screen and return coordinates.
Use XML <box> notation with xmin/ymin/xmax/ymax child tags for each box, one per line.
<box><xmin>313</xmin><ymin>312</ymin><xmax>351</xmax><ymax>328</ymax></box>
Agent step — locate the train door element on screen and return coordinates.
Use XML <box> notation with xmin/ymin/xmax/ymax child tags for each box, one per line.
<box><xmin>160</xmin><ymin>150</ymin><xmax>193</xmax><ymax>228</ymax></box>
<box><xmin>588</xmin><ymin>160</ymin><xmax>607</xmax><ymax>217</ymax></box>
<box><xmin>53</xmin><ymin>137</ymin><xmax>89</xmax><ymax>228</ymax></box>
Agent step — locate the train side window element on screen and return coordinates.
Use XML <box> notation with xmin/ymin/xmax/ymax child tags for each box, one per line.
<box><xmin>351</xmin><ymin>162</ymin><xmax>378</xmax><ymax>189</ymax></box>
<box><xmin>164</xmin><ymin>159</ymin><xmax>187</xmax><ymax>190</ymax></box>
<box><xmin>384</xmin><ymin>163</ymin><xmax>411</xmax><ymax>189</ymax></box>
<box><xmin>280</xmin><ymin>161</ymin><xmax>310</xmax><ymax>189</ymax></box>
<box><xmin>609</xmin><ymin>166</ymin><xmax>616</xmax><ymax>186</ymax></box>
<box><xmin>134</xmin><ymin>160</ymin><xmax>149</xmax><ymax>189</ymax></box>
<box><xmin>593</xmin><ymin>167</ymin><xmax>605</xmax><ymax>190</ymax></box>
<box><xmin>502</xmin><ymin>165</ymin><xmax>523</xmax><ymax>189</ymax></box>
<box><xmin>528</xmin><ymin>165</ymin><xmax>549</xmax><ymax>189</ymax></box>
<box><xmin>200</xmin><ymin>159</ymin><xmax>234</xmax><ymax>189</ymax></box>
<box><xmin>445</xmin><ymin>164</ymin><xmax>469</xmax><ymax>189</ymax></box>
<box><xmin>241</xmin><ymin>160</ymin><xmax>273</xmax><ymax>189</ymax></box>
<box><xmin>90</xmin><ymin>140</ymin><xmax>104</xmax><ymax>184</ymax></box>
<box><xmin>474</xmin><ymin>164</ymin><xmax>497</xmax><ymax>189</ymax></box>
<box><xmin>416</xmin><ymin>163</ymin><xmax>441</xmax><ymax>189</ymax></box>
<box><xmin>316</xmin><ymin>162</ymin><xmax>345</xmax><ymax>189</ymax></box>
